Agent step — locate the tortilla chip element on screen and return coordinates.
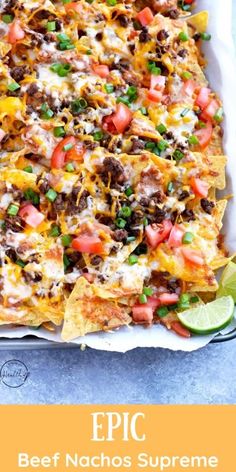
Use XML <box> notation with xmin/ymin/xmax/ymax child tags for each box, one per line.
<box><xmin>128</xmin><ymin>113</ymin><xmax>160</xmax><ymax>140</ymax></box>
<box><xmin>214</xmin><ymin>199</ymin><xmax>227</xmax><ymax>227</ymax></box>
<box><xmin>188</xmin><ymin>281</ymin><xmax>219</xmax><ymax>293</ymax></box>
<box><xmin>100</xmin><ymin>235</ymin><xmax>142</xmax><ymax>278</ymax></box>
<box><xmin>205</xmin><ymin>126</ymin><xmax>224</xmax><ymax>156</ymax></box>
<box><xmin>155</xmin><ymin>244</ymin><xmax>216</xmax><ymax>288</ymax></box>
<box><xmin>193</xmin><ymin>153</ymin><xmax>227</xmax><ymax>190</ymax></box>
<box><xmin>204</xmin><ymin>155</ymin><xmax>227</xmax><ymax>190</ymax></box>
<box><xmin>62</xmin><ymin>277</ymin><xmax>131</xmax><ymax>341</ymax></box>
<box><xmin>187</xmin><ymin>11</ymin><xmax>209</xmax><ymax>33</ymax></box>
<box><xmin>0</xmin><ymin>168</ymin><xmax>37</xmax><ymax>191</ymax></box>
<box><xmin>0</xmin><ymin>302</ymin><xmax>63</xmax><ymax>327</ymax></box>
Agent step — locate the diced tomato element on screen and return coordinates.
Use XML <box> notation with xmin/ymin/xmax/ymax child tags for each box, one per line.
<box><xmin>102</xmin><ymin>114</ymin><xmax>117</xmax><ymax>134</ymax></box>
<box><xmin>8</xmin><ymin>21</ymin><xmax>25</xmax><ymax>44</ymax></box>
<box><xmin>145</xmin><ymin>220</ymin><xmax>173</xmax><ymax>249</ymax></box>
<box><xmin>195</xmin><ymin>87</ymin><xmax>211</xmax><ymax>109</ymax></box>
<box><xmin>72</xmin><ymin>235</ymin><xmax>104</xmax><ymax>254</ymax></box>
<box><xmin>184</xmin><ymin>0</ymin><xmax>194</xmax><ymax>4</ymax></box>
<box><xmin>145</xmin><ymin>296</ymin><xmax>160</xmax><ymax>310</ymax></box>
<box><xmin>182</xmin><ymin>248</ymin><xmax>205</xmax><ymax>266</ymax></box>
<box><xmin>147</xmin><ymin>89</ymin><xmax>163</xmax><ymax>103</ymax></box>
<box><xmin>158</xmin><ymin>293</ymin><xmax>179</xmax><ymax>305</ymax></box>
<box><xmin>171</xmin><ymin>321</ymin><xmax>191</xmax><ymax>338</ymax></box>
<box><xmin>150</xmin><ymin>75</ymin><xmax>166</xmax><ymax>91</ymax></box>
<box><xmin>92</xmin><ymin>64</ymin><xmax>110</xmax><ymax>78</ymax></box>
<box><xmin>195</xmin><ymin>121</ymin><xmax>213</xmax><ymax>149</ymax></box>
<box><xmin>129</xmin><ymin>30</ymin><xmax>138</xmax><ymax>40</ymax></box>
<box><xmin>64</xmin><ymin>2</ymin><xmax>81</xmax><ymax>13</ymax></box>
<box><xmin>51</xmin><ymin>136</ymin><xmax>76</xmax><ymax>169</ymax></box>
<box><xmin>190</xmin><ymin>177</ymin><xmax>209</xmax><ymax>198</ymax></box>
<box><xmin>168</xmin><ymin>225</ymin><xmax>185</xmax><ymax>248</ymax></box>
<box><xmin>136</xmin><ymin>7</ymin><xmax>154</xmax><ymax>27</ymax></box>
<box><xmin>103</xmin><ymin>103</ymin><xmax>132</xmax><ymax>134</ymax></box>
<box><xmin>132</xmin><ymin>305</ymin><xmax>153</xmax><ymax>323</ymax></box>
<box><xmin>81</xmin><ymin>273</ymin><xmax>95</xmax><ymax>283</ymax></box>
<box><xmin>200</xmin><ymin>99</ymin><xmax>220</xmax><ymax>121</ymax></box>
<box><xmin>112</xmin><ymin>103</ymin><xmax>132</xmax><ymax>134</ymax></box>
<box><xmin>65</xmin><ymin>142</ymin><xmax>85</xmax><ymax>162</ymax></box>
<box><xmin>19</xmin><ymin>204</ymin><xmax>44</xmax><ymax>228</ymax></box>
<box><xmin>0</xmin><ymin>129</ymin><xmax>6</xmax><ymax>142</ymax></box>
<box><xmin>182</xmin><ymin>79</ymin><xmax>197</xmax><ymax>97</ymax></box>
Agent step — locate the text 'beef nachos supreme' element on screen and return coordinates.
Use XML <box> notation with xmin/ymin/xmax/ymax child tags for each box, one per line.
<box><xmin>0</xmin><ymin>0</ymin><xmax>231</xmax><ymax>341</ymax></box>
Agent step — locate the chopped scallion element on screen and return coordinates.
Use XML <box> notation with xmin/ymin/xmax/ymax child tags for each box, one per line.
<box><xmin>128</xmin><ymin>254</ymin><xmax>138</xmax><ymax>265</ymax></box>
<box><xmin>45</xmin><ymin>188</ymin><xmax>57</xmax><ymax>202</ymax></box>
<box><xmin>156</xmin><ymin>123</ymin><xmax>167</xmax><ymax>135</ymax></box>
<box><xmin>7</xmin><ymin>204</ymin><xmax>19</xmax><ymax>216</ymax></box>
<box><xmin>54</xmin><ymin>126</ymin><xmax>65</xmax><ymax>138</ymax></box>
<box><xmin>156</xmin><ymin>306</ymin><xmax>168</xmax><ymax>318</ymax></box>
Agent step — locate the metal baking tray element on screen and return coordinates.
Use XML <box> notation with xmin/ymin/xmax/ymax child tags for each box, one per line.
<box><xmin>0</xmin><ymin>327</ymin><xmax>235</xmax><ymax>349</ymax></box>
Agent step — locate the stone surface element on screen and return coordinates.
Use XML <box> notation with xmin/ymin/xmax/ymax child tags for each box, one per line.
<box><xmin>0</xmin><ymin>8</ymin><xmax>235</xmax><ymax>405</ymax></box>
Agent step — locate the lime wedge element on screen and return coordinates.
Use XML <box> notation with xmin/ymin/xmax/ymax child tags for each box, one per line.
<box><xmin>177</xmin><ymin>296</ymin><xmax>234</xmax><ymax>334</ymax></box>
<box><xmin>217</xmin><ymin>262</ymin><xmax>236</xmax><ymax>302</ymax></box>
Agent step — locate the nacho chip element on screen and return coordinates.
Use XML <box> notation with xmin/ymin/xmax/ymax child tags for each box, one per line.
<box><xmin>62</xmin><ymin>277</ymin><xmax>131</xmax><ymax>341</ymax></box>
<box><xmin>188</xmin><ymin>11</ymin><xmax>209</xmax><ymax>33</ymax></box>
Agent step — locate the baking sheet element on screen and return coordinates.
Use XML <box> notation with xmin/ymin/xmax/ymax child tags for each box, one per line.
<box><xmin>0</xmin><ymin>0</ymin><xmax>236</xmax><ymax>351</ymax></box>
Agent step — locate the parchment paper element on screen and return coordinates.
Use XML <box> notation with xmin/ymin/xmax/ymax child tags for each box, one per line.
<box><xmin>0</xmin><ymin>0</ymin><xmax>236</xmax><ymax>351</ymax></box>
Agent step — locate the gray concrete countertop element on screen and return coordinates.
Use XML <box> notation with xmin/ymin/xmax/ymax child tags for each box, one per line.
<box><xmin>0</xmin><ymin>4</ymin><xmax>236</xmax><ymax>405</ymax></box>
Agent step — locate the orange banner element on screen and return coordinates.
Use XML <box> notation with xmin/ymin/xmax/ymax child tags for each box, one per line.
<box><xmin>1</xmin><ymin>406</ymin><xmax>234</xmax><ymax>471</ymax></box>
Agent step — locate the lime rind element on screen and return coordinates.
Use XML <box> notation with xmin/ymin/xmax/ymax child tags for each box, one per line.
<box><xmin>216</xmin><ymin>262</ymin><xmax>236</xmax><ymax>302</ymax></box>
<box><xmin>177</xmin><ymin>296</ymin><xmax>235</xmax><ymax>335</ymax></box>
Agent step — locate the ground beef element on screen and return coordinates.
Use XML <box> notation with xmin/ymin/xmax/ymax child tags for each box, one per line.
<box><xmin>95</xmin><ymin>32</ymin><xmax>103</xmax><ymax>41</ymax></box>
<box><xmin>154</xmin><ymin>207</ymin><xmax>166</xmax><ymax>223</ymax></box>
<box><xmin>168</xmin><ymin>9</ymin><xmax>179</xmax><ymax>19</ymax></box>
<box><xmin>151</xmin><ymin>191</ymin><xmax>164</xmax><ymax>204</ymax></box>
<box><xmin>178</xmin><ymin>190</ymin><xmax>190</xmax><ymax>201</ymax></box>
<box><xmin>34</xmin><ymin>9</ymin><xmax>51</xmax><ymax>19</ymax></box>
<box><xmin>83</xmin><ymin>140</ymin><xmax>98</xmax><ymax>150</ymax></box>
<box><xmin>181</xmin><ymin>209</ymin><xmax>195</xmax><ymax>221</ymax></box>
<box><xmin>38</xmin><ymin>178</ymin><xmax>50</xmax><ymax>194</ymax></box>
<box><xmin>90</xmin><ymin>255</ymin><xmax>103</xmax><ymax>266</ymax></box>
<box><xmin>22</xmin><ymin>271</ymin><xmax>42</xmax><ymax>283</ymax></box>
<box><xmin>10</xmin><ymin>65</ymin><xmax>30</xmax><ymax>82</ymax></box>
<box><xmin>27</xmin><ymin>83</ymin><xmax>39</xmax><ymax>96</ymax></box>
<box><xmin>11</xmin><ymin>184</ymin><xmax>23</xmax><ymax>201</ymax></box>
<box><xmin>201</xmin><ymin>198</ymin><xmax>215</xmax><ymax>214</ymax></box>
<box><xmin>117</xmin><ymin>14</ymin><xmax>129</xmax><ymax>27</ymax></box>
<box><xmin>167</xmin><ymin>278</ymin><xmax>180</xmax><ymax>293</ymax></box>
<box><xmin>100</xmin><ymin>156</ymin><xmax>126</xmax><ymax>186</ymax></box>
<box><xmin>130</xmin><ymin>137</ymin><xmax>145</xmax><ymax>153</ymax></box>
<box><xmin>5</xmin><ymin>248</ymin><xmax>17</xmax><ymax>262</ymax></box>
<box><xmin>66</xmin><ymin>188</ymin><xmax>89</xmax><ymax>215</ymax></box>
<box><xmin>96</xmin><ymin>215</ymin><xmax>115</xmax><ymax>229</ymax></box>
<box><xmin>157</xmin><ymin>29</ymin><xmax>169</xmax><ymax>41</ymax></box>
<box><xmin>52</xmin><ymin>193</ymin><xmax>65</xmax><ymax>212</ymax></box>
<box><xmin>193</xmin><ymin>33</ymin><xmax>201</xmax><ymax>42</ymax></box>
<box><xmin>130</xmin><ymin>210</ymin><xmax>144</xmax><ymax>225</ymax></box>
<box><xmin>44</xmin><ymin>33</ymin><xmax>55</xmax><ymax>43</ymax></box>
<box><xmin>139</xmin><ymin>197</ymin><xmax>150</xmax><ymax>207</ymax></box>
<box><xmin>170</xmin><ymin>210</ymin><xmax>178</xmax><ymax>224</ymax></box>
<box><xmin>55</xmin><ymin>19</ymin><xmax>62</xmax><ymax>31</ymax></box>
<box><xmin>178</xmin><ymin>49</ymin><xmax>188</xmax><ymax>59</ymax></box>
<box><xmin>2</xmin><ymin>0</ymin><xmax>16</xmax><ymax>14</ymax></box>
<box><xmin>113</xmin><ymin>229</ymin><xmax>128</xmax><ymax>242</ymax></box>
<box><xmin>5</xmin><ymin>216</ymin><xmax>25</xmax><ymax>232</ymax></box>
<box><xmin>139</xmin><ymin>28</ymin><xmax>151</xmax><ymax>43</ymax></box>
<box><xmin>77</xmin><ymin>190</ymin><xmax>89</xmax><ymax>212</ymax></box>
<box><xmin>111</xmin><ymin>60</ymin><xmax>129</xmax><ymax>71</ymax></box>
<box><xmin>25</xmin><ymin>153</ymin><xmax>42</xmax><ymax>161</ymax></box>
